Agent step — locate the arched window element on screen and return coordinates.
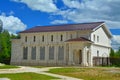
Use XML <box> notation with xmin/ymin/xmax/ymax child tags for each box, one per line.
<box><xmin>93</xmin><ymin>34</ymin><xmax>95</xmax><ymax>41</ymax></box>
<box><xmin>25</xmin><ymin>36</ymin><xmax>27</xmax><ymax>42</ymax></box>
<box><xmin>33</xmin><ymin>36</ymin><xmax>36</xmax><ymax>42</ymax></box>
<box><xmin>70</xmin><ymin>34</ymin><xmax>72</xmax><ymax>39</ymax></box>
<box><xmin>51</xmin><ymin>35</ymin><xmax>53</xmax><ymax>42</ymax></box>
<box><xmin>40</xmin><ymin>46</ymin><xmax>45</xmax><ymax>60</ymax></box>
<box><xmin>97</xmin><ymin>50</ymin><xmax>99</xmax><ymax>57</ymax></box>
<box><xmin>97</xmin><ymin>36</ymin><xmax>99</xmax><ymax>42</ymax></box>
<box><xmin>42</xmin><ymin>35</ymin><xmax>44</xmax><ymax>42</ymax></box>
<box><xmin>60</xmin><ymin>35</ymin><xmax>63</xmax><ymax>41</ymax></box>
<box><xmin>23</xmin><ymin>47</ymin><xmax>28</xmax><ymax>59</ymax></box>
<box><xmin>49</xmin><ymin>46</ymin><xmax>54</xmax><ymax>60</ymax></box>
<box><xmin>58</xmin><ymin>46</ymin><xmax>64</xmax><ymax>60</ymax></box>
<box><xmin>31</xmin><ymin>47</ymin><xmax>36</xmax><ymax>60</ymax></box>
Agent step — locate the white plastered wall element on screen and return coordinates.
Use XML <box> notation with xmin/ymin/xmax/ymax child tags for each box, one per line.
<box><xmin>91</xmin><ymin>27</ymin><xmax>111</xmax><ymax>58</ymax></box>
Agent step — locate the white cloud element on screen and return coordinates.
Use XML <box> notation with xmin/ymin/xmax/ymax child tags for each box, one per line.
<box><xmin>105</xmin><ymin>21</ymin><xmax>120</xmax><ymax>29</ymax></box>
<box><xmin>51</xmin><ymin>20</ymin><xmax>68</xmax><ymax>24</ymax></box>
<box><xmin>112</xmin><ymin>35</ymin><xmax>120</xmax><ymax>44</ymax></box>
<box><xmin>12</xmin><ymin>0</ymin><xmax>58</xmax><ymax>13</ymax></box>
<box><xmin>11</xmin><ymin>0</ymin><xmax>120</xmax><ymax>29</ymax></box>
<box><xmin>111</xmin><ymin>35</ymin><xmax>120</xmax><ymax>50</ymax></box>
<box><xmin>53</xmin><ymin>0</ymin><xmax>120</xmax><ymax>29</ymax></box>
<box><xmin>62</xmin><ymin>0</ymin><xmax>83</xmax><ymax>9</ymax></box>
<box><xmin>0</xmin><ymin>14</ymin><xmax>26</xmax><ymax>34</ymax></box>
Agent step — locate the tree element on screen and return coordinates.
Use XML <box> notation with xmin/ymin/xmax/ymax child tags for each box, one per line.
<box><xmin>11</xmin><ymin>34</ymin><xmax>20</xmax><ymax>39</ymax></box>
<box><xmin>0</xmin><ymin>29</ymin><xmax>18</xmax><ymax>64</ymax></box>
<box><xmin>110</xmin><ymin>48</ymin><xmax>115</xmax><ymax>57</ymax></box>
<box><xmin>0</xmin><ymin>34</ymin><xmax>2</xmax><ymax>53</ymax></box>
<box><xmin>116</xmin><ymin>48</ymin><xmax>120</xmax><ymax>58</ymax></box>
<box><xmin>0</xmin><ymin>19</ymin><xmax>3</xmax><ymax>33</ymax></box>
<box><xmin>0</xmin><ymin>19</ymin><xmax>3</xmax><ymax>53</ymax></box>
<box><xmin>0</xmin><ymin>30</ymin><xmax>11</xmax><ymax>64</ymax></box>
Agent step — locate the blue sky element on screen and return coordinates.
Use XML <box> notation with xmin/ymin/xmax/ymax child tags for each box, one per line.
<box><xmin>0</xmin><ymin>0</ymin><xmax>120</xmax><ymax>49</ymax></box>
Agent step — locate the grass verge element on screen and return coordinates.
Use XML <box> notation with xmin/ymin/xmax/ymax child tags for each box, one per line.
<box><xmin>0</xmin><ymin>65</ymin><xmax>19</xmax><ymax>69</ymax></box>
<box><xmin>0</xmin><ymin>72</ymin><xmax>59</xmax><ymax>80</ymax></box>
<box><xmin>48</xmin><ymin>67</ymin><xmax>120</xmax><ymax>80</ymax></box>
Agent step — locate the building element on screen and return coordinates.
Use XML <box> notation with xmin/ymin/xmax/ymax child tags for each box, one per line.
<box><xmin>10</xmin><ymin>22</ymin><xmax>112</xmax><ymax>66</ymax></box>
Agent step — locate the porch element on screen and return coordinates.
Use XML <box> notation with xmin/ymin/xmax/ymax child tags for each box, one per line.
<box><xmin>66</xmin><ymin>37</ymin><xmax>92</xmax><ymax>66</ymax></box>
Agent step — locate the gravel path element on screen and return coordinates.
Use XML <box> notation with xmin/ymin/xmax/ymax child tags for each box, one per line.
<box><xmin>0</xmin><ymin>66</ymin><xmax>82</xmax><ymax>80</ymax></box>
<box><xmin>0</xmin><ymin>78</ymin><xmax>10</xmax><ymax>80</ymax></box>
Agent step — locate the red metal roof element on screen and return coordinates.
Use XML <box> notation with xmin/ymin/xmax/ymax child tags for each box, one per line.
<box><xmin>66</xmin><ymin>37</ymin><xmax>92</xmax><ymax>42</ymax></box>
<box><xmin>20</xmin><ymin>22</ymin><xmax>104</xmax><ymax>33</ymax></box>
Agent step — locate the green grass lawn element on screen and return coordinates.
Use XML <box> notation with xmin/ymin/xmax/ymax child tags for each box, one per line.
<box><xmin>0</xmin><ymin>72</ymin><xmax>59</xmax><ymax>80</ymax></box>
<box><xmin>48</xmin><ymin>67</ymin><xmax>120</xmax><ymax>80</ymax></box>
<box><xmin>0</xmin><ymin>65</ymin><xmax>19</xmax><ymax>69</ymax></box>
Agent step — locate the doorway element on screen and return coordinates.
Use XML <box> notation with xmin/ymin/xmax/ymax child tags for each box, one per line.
<box><xmin>79</xmin><ymin>50</ymin><xmax>82</xmax><ymax>64</ymax></box>
<box><xmin>73</xmin><ymin>50</ymin><xmax>82</xmax><ymax>64</ymax></box>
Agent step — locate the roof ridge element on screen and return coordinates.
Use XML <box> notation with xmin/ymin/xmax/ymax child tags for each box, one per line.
<box><xmin>34</xmin><ymin>21</ymin><xmax>104</xmax><ymax>28</ymax></box>
<box><xmin>20</xmin><ymin>21</ymin><xmax>104</xmax><ymax>33</ymax></box>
